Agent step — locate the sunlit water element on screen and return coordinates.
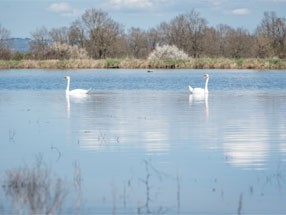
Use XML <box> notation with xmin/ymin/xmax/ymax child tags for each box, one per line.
<box><xmin>0</xmin><ymin>69</ymin><xmax>286</xmax><ymax>214</ymax></box>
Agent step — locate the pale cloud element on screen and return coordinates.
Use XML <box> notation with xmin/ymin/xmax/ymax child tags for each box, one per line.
<box><xmin>231</xmin><ymin>8</ymin><xmax>251</xmax><ymax>15</ymax></box>
<box><xmin>48</xmin><ymin>2</ymin><xmax>81</xmax><ymax>17</ymax></box>
<box><xmin>210</xmin><ymin>0</ymin><xmax>224</xmax><ymax>6</ymax></box>
<box><xmin>49</xmin><ymin>2</ymin><xmax>71</xmax><ymax>13</ymax></box>
<box><xmin>109</xmin><ymin>0</ymin><xmax>153</xmax><ymax>9</ymax></box>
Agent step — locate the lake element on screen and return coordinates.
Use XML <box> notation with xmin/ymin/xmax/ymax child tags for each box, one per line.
<box><xmin>0</xmin><ymin>69</ymin><xmax>286</xmax><ymax>214</ymax></box>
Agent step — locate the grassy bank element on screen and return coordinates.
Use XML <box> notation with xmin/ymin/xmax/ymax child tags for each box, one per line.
<box><xmin>0</xmin><ymin>58</ymin><xmax>286</xmax><ymax>70</ymax></box>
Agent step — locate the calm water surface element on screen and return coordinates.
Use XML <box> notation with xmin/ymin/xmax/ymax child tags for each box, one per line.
<box><xmin>0</xmin><ymin>69</ymin><xmax>286</xmax><ymax>214</ymax></box>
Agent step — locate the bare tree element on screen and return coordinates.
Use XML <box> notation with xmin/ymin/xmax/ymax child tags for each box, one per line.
<box><xmin>77</xmin><ymin>9</ymin><xmax>123</xmax><ymax>59</ymax></box>
<box><xmin>147</xmin><ymin>27</ymin><xmax>161</xmax><ymax>51</ymax></box>
<box><xmin>68</xmin><ymin>20</ymin><xmax>86</xmax><ymax>49</ymax></box>
<box><xmin>224</xmin><ymin>27</ymin><xmax>255</xmax><ymax>58</ymax></box>
<box><xmin>201</xmin><ymin>27</ymin><xmax>221</xmax><ymax>57</ymax></box>
<box><xmin>254</xmin><ymin>34</ymin><xmax>274</xmax><ymax>58</ymax></box>
<box><xmin>110</xmin><ymin>33</ymin><xmax>129</xmax><ymax>58</ymax></box>
<box><xmin>255</xmin><ymin>11</ymin><xmax>286</xmax><ymax>58</ymax></box>
<box><xmin>29</xmin><ymin>27</ymin><xmax>51</xmax><ymax>59</ymax></box>
<box><xmin>0</xmin><ymin>23</ymin><xmax>11</xmax><ymax>59</ymax></box>
<box><xmin>208</xmin><ymin>25</ymin><xmax>255</xmax><ymax>58</ymax></box>
<box><xmin>214</xmin><ymin>24</ymin><xmax>233</xmax><ymax>57</ymax></box>
<box><xmin>162</xmin><ymin>10</ymin><xmax>207</xmax><ymax>57</ymax></box>
<box><xmin>156</xmin><ymin>21</ymin><xmax>172</xmax><ymax>46</ymax></box>
<box><xmin>126</xmin><ymin>27</ymin><xmax>149</xmax><ymax>58</ymax></box>
<box><xmin>49</xmin><ymin>27</ymin><xmax>69</xmax><ymax>44</ymax></box>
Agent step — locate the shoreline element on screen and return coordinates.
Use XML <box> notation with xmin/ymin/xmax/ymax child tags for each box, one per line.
<box><xmin>0</xmin><ymin>58</ymin><xmax>286</xmax><ymax>70</ymax></box>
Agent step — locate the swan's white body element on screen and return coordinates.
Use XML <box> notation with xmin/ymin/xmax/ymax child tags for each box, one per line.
<box><xmin>64</xmin><ymin>76</ymin><xmax>90</xmax><ymax>96</ymax></box>
<box><xmin>189</xmin><ymin>74</ymin><xmax>209</xmax><ymax>94</ymax></box>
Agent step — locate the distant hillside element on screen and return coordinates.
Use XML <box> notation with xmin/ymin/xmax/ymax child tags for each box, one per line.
<box><xmin>7</xmin><ymin>38</ymin><xmax>31</xmax><ymax>53</ymax></box>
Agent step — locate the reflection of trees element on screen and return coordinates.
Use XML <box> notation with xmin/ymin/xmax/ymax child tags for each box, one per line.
<box><xmin>66</xmin><ymin>92</ymin><xmax>192</xmax><ymax>153</ymax></box>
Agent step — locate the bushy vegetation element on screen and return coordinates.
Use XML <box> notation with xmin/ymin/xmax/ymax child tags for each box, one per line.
<box><xmin>148</xmin><ymin>44</ymin><xmax>189</xmax><ymax>61</ymax></box>
<box><xmin>0</xmin><ymin>9</ymin><xmax>286</xmax><ymax>69</ymax></box>
<box><xmin>47</xmin><ymin>42</ymin><xmax>89</xmax><ymax>60</ymax></box>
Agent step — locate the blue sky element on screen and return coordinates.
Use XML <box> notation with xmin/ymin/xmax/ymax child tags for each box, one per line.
<box><xmin>1</xmin><ymin>0</ymin><xmax>286</xmax><ymax>38</ymax></box>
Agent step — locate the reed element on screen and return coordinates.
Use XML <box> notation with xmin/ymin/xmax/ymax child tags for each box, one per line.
<box><xmin>0</xmin><ymin>58</ymin><xmax>286</xmax><ymax>70</ymax></box>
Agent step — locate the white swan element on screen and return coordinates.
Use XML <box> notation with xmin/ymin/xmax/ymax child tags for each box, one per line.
<box><xmin>189</xmin><ymin>74</ymin><xmax>209</xmax><ymax>94</ymax></box>
<box><xmin>64</xmin><ymin>76</ymin><xmax>91</xmax><ymax>96</ymax></box>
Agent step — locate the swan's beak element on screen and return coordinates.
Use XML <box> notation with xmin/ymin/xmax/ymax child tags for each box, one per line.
<box><xmin>204</xmin><ymin>74</ymin><xmax>209</xmax><ymax>79</ymax></box>
<box><xmin>64</xmin><ymin>76</ymin><xmax>67</xmax><ymax>80</ymax></box>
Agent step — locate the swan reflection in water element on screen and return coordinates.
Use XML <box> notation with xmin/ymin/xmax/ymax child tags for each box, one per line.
<box><xmin>189</xmin><ymin>93</ymin><xmax>209</xmax><ymax>118</ymax></box>
<box><xmin>65</xmin><ymin>88</ymin><xmax>90</xmax><ymax>119</ymax></box>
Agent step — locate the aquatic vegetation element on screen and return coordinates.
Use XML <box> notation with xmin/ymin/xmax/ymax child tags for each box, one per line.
<box><xmin>1</xmin><ymin>156</ymin><xmax>68</xmax><ymax>214</ymax></box>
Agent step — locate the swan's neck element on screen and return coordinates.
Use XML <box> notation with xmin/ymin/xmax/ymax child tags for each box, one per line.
<box><xmin>66</xmin><ymin>79</ymin><xmax>70</xmax><ymax>93</ymax></box>
<box><xmin>204</xmin><ymin>78</ymin><xmax>209</xmax><ymax>93</ymax></box>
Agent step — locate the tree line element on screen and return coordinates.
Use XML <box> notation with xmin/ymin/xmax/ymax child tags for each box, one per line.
<box><xmin>0</xmin><ymin>9</ymin><xmax>286</xmax><ymax>60</ymax></box>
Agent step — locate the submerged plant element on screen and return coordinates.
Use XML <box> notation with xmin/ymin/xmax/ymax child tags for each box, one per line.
<box><xmin>1</xmin><ymin>156</ymin><xmax>68</xmax><ymax>214</ymax></box>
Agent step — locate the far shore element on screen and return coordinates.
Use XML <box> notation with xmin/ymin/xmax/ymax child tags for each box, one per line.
<box><xmin>0</xmin><ymin>58</ymin><xmax>286</xmax><ymax>70</ymax></box>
